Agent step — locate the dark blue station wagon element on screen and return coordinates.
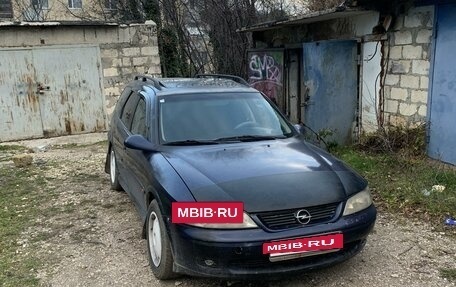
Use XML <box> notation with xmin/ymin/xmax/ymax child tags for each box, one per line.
<box><xmin>105</xmin><ymin>74</ymin><xmax>376</xmax><ymax>279</ymax></box>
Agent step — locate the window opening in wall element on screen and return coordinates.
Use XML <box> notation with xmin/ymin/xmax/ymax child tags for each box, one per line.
<box><xmin>68</xmin><ymin>0</ymin><xmax>82</xmax><ymax>9</ymax></box>
<box><xmin>32</xmin><ymin>0</ymin><xmax>48</xmax><ymax>9</ymax></box>
<box><xmin>0</xmin><ymin>0</ymin><xmax>13</xmax><ymax>19</ymax></box>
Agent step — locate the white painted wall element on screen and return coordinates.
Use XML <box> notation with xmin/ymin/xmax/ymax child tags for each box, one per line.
<box><xmin>350</xmin><ymin>11</ymin><xmax>382</xmax><ymax>132</ymax></box>
<box><xmin>352</xmin><ymin>12</ymin><xmax>380</xmax><ymax>37</ymax></box>
<box><xmin>361</xmin><ymin>42</ymin><xmax>382</xmax><ymax>132</ymax></box>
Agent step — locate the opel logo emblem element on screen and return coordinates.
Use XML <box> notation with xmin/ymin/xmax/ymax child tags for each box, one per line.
<box><xmin>295</xmin><ymin>209</ymin><xmax>311</xmax><ymax>225</ymax></box>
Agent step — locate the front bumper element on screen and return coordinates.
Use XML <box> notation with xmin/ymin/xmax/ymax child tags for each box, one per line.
<box><xmin>167</xmin><ymin>204</ymin><xmax>376</xmax><ymax>279</ymax></box>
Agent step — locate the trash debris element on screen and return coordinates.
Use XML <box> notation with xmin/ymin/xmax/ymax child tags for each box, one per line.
<box><xmin>32</xmin><ymin>144</ymin><xmax>49</xmax><ymax>153</ymax></box>
<box><xmin>444</xmin><ymin>217</ymin><xmax>456</xmax><ymax>226</ymax></box>
<box><xmin>12</xmin><ymin>154</ymin><xmax>33</xmax><ymax>167</ymax></box>
<box><xmin>390</xmin><ymin>273</ymin><xmax>399</xmax><ymax>278</ymax></box>
<box><xmin>431</xmin><ymin>185</ymin><xmax>446</xmax><ymax>192</ymax></box>
<box><xmin>421</xmin><ymin>189</ymin><xmax>431</xmax><ymax>196</ymax></box>
<box><xmin>422</xmin><ymin>185</ymin><xmax>446</xmax><ymax>196</ymax></box>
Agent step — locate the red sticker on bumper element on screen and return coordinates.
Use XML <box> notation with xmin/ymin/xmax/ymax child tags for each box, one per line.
<box><xmin>172</xmin><ymin>202</ymin><xmax>244</xmax><ymax>224</ymax></box>
<box><xmin>263</xmin><ymin>233</ymin><xmax>344</xmax><ymax>254</ymax></box>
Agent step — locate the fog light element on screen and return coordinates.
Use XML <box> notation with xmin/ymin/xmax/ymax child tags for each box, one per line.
<box><xmin>204</xmin><ymin>259</ymin><xmax>215</xmax><ymax>266</ymax></box>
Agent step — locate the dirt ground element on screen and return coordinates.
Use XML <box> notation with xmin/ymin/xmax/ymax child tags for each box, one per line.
<box><xmin>6</xmin><ymin>134</ymin><xmax>456</xmax><ymax>287</ymax></box>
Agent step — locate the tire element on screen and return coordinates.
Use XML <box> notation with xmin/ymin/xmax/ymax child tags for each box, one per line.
<box><xmin>146</xmin><ymin>200</ymin><xmax>175</xmax><ymax>279</ymax></box>
<box><xmin>109</xmin><ymin>148</ymin><xmax>123</xmax><ymax>191</ymax></box>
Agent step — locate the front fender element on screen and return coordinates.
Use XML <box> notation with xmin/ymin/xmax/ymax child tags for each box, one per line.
<box><xmin>141</xmin><ymin>152</ymin><xmax>195</xmax><ymax>237</ymax></box>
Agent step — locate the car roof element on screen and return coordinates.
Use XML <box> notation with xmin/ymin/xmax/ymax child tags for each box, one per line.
<box><xmin>132</xmin><ymin>75</ymin><xmax>259</xmax><ymax>96</ymax></box>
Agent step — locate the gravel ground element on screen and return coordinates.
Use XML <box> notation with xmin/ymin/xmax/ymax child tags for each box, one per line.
<box><xmin>6</xmin><ymin>134</ymin><xmax>455</xmax><ymax>287</ymax></box>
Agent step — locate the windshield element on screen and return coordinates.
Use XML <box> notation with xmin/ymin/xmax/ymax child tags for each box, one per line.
<box><xmin>159</xmin><ymin>92</ymin><xmax>294</xmax><ymax>144</ymax></box>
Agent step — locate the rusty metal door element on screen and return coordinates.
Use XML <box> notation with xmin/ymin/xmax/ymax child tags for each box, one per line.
<box><xmin>0</xmin><ymin>49</ymin><xmax>43</xmax><ymax>141</ymax></box>
<box><xmin>0</xmin><ymin>45</ymin><xmax>106</xmax><ymax>141</ymax></box>
<box><xmin>302</xmin><ymin>40</ymin><xmax>358</xmax><ymax>145</ymax></box>
<box><xmin>33</xmin><ymin>46</ymin><xmax>106</xmax><ymax>137</ymax></box>
<box><xmin>428</xmin><ymin>4</ymin><xmax>456</xmax><ymax>165</ymax></box>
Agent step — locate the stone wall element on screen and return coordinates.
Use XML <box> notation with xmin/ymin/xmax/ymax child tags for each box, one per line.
<box><xmin>0</xmin><ymin>21</ymin><xmax>161</xmax><ymax>119</ymax></box>
<box><xmin>96</xmin><ymin>23</ymin><xmax>161</xmax><ymax>116</ymax></box>
<box><xmin>383</xmin><ymin>5</ymin><xmax>434</xmax><ymax>127</ymax></box>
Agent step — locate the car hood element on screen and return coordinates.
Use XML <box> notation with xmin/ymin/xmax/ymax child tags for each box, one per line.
<box><xmin>161</xmin><ymin>138</ymin><xmax>367</xmax><ymax>213</ymax></box>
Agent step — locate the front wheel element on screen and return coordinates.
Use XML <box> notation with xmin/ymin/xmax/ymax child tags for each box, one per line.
<box><xmin>109</xmin><ymin>148</ymin><xmax>122</xmax><ymax>191</ymax></box>
<box><xmin>146</xmin><ymin>200</ymin><xmax>175</xmax><ymax>279</ymax></box>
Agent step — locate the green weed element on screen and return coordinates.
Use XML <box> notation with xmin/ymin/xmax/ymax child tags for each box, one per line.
<box><xmin>440</xmin><ymin>268</ymin><xmax>456</xmax><ymax>282</ymax></box>
<box><xmin>335</xmin><ymin>147</ymin><xmax>456</xmax><ymax>221</ymax></box>
<box><xmin>0</xmin><ymin>167</ymin><xmax>52</xmax><ymax>286</ymax></box>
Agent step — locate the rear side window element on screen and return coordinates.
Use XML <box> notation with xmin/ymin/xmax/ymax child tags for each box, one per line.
<box><xmin>121</xmin><ymin>92</ymin><xmax>140</xmax><ymax>130</ymax></box>
<box><xmin>131</xmin><ymin>99</ymin><xmax>147</xmax><ymax>137</ymax></box>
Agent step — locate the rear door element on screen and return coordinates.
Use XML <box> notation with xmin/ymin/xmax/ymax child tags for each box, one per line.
<box><xmin>125</xmin><ymin>96</ymin><xmax>150</xmax><ymax>213</ymax></box>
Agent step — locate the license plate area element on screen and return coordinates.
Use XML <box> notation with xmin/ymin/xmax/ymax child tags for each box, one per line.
<box><xmin>263</xmin><ymin>233</ymin><xmax>343</xmax><ymax>262</ymax></box>
<box><xmin>269</xmin><ymin>249</ymin><xmax>340</xmax><ymax>262</ymax></box>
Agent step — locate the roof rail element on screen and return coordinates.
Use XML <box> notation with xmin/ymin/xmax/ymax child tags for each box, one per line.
<box><xmin>195</xmin><ymin>74</ymin><xmax>250</xmax><ymax>86</ymax></box>
<box><xmin>134</xmin><ymin>74</ymin><xmax>166</xmax><ymax>90</ymax></box>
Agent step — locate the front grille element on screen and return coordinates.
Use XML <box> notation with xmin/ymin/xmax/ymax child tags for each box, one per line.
<box><xmin>256</xmin><ymin>202</ymin><xmax>340</xmax><ymax>230</ymax></box>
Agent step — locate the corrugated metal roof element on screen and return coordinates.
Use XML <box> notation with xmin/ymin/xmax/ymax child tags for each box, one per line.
<box><xmin>238</xmin><ymin>7</ymin><xmax>371</xmax><ymax>33</ymax></box>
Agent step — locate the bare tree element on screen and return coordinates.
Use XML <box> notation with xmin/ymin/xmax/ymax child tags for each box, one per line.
<box><xmin>155</xmin><ymin>0</ymin><xmax>312</xmax><ymax>77</ymax></box>
<box><xmin>12</xmin><ymin>0</ymin><xmax>306</xmax><ymax>78</ymax></box>
<box><xmin>176</xmin><ymin>0</ymin><xmax>296</xmax><ymax>77</ymax></box>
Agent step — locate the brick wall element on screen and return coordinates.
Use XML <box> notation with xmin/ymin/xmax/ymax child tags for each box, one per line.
<box><xmin>383</xmin><ymin>6</ymin><xmax>434</xmax><ymax>127</ymax></box>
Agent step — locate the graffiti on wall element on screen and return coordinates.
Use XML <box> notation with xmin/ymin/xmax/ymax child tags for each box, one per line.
<box><xmin>247</xmin><ymin>50</ymin><xmax>284</xmax><ymax>107</ymax></box>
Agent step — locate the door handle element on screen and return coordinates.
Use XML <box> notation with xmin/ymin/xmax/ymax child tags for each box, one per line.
<box><xmin>301</xmin><ymin>86</ymin><xmax>311</xmax><ymax>106</ymax></box>
<box><xmin>37</xmin><ymin>83</ymin><xmax>50</xmax><ymax>94</ymax></box>
<box><xmin>301</xmin><ymin>101</ymin><xmax>314</xmax><ymax>107</ymax></box>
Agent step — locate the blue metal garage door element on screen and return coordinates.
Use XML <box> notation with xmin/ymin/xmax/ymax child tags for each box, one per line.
<box><xmin>428</xmin><ymin>4</ymin><xmax>456</xmax><ymax>165</ymax></box>
<box><xmin>302</xmin><ymin>40</ymin><xmax>358</xmax><ymax>145</ymax></box>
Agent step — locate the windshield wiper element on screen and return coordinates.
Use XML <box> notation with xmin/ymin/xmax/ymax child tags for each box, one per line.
<box><xmin>163</xmin><ymin>139</ymin><xmax>220</xmax><ymax>146</ymax></box>
<box><xmin>214</xmin><ymin>135</ymin><xmax>286</xmax><ymax>142</ymax></box>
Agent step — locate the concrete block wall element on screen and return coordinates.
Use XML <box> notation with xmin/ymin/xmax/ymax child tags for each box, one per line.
<box><xmin>383</xmin><ymin>6</ymin><xmax>434</xmax><ymax>127</ymax></box>
<box><xmin>97</xmin><ymin>23</ymin><xmax>161</xmax><ymax>116</ymax></box>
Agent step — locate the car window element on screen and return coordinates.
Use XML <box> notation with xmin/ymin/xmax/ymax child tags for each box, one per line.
<box><xmin>114</xmin><ymin>87</ymin><xmax>132</xmax><ymax>116</ymax></box>
<box><xmin>120</xmin><ymin>92</ymin><xmax>140</xmax><ymax>130</ymax></box>
<box><xmin>131</xmin><ymin>99</ymin><xmax>147</xmax><ymax>137</ymax></box>
<box><xmin>159</xmin><ymin>92</ymin><xmax>293</xmax><ymax>143</ymax></box>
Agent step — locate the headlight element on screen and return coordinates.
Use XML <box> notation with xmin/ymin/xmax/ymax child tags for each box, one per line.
<box><xmin>343</xmin><ymin>187</ymin><xmax>373</xmax><ymax>216</ymax></box>
<box><xmin>187</xmin><ymin>212</ymin><xmax>258</xmax><ymax>229</ymax></box>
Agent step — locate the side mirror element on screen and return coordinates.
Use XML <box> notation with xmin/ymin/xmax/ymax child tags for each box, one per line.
<box><xmin>124</xmin><ymin>135</ymin><xmax>157</xmax><ymax>152</ymax></box>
